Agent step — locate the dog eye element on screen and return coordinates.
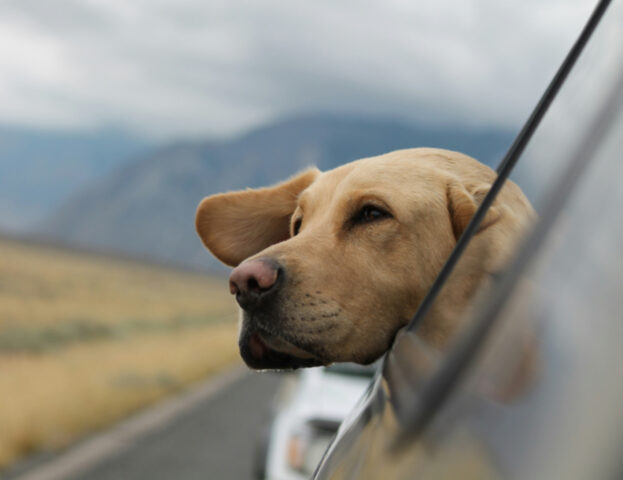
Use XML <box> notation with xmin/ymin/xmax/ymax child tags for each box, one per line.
<box><xmin>292</xmin><ymin>218</ymin><xmax>302</xmax><ymax>236</ymax></box>
<box><xmin>353</xmin><ymin>205</ymin><xmax>391</xmax><ymax>224</ymax></box>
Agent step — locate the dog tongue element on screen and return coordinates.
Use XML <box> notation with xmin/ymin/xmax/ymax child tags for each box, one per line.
<box><xmin>249</xmin><ymin>333</ymin><xmax>267</xmax><ymax>359</ymax></box>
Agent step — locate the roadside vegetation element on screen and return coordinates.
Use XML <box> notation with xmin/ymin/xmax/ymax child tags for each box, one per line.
<box><xmin>0</xmin><ymin>237</ymin><xmax>238</xmax><ymax>470</ymax></box>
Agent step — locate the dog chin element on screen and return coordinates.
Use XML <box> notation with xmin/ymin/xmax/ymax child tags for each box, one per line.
<box><xmin>239</xmin><ymin>327</ymin><xmax>323</xmax><ymax>370</ymax></box>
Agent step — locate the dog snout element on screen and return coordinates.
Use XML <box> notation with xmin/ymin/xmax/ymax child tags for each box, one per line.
<box><xmin>229</xmin><ymin>258</ymin><xmax>282</xmax><ymax>311</ymax></box>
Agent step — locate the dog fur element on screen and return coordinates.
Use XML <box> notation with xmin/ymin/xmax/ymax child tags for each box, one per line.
<box><xmin>196</xmin><ymin>148</ymin><xmax>535</xmax><ymax>369</ymax></box>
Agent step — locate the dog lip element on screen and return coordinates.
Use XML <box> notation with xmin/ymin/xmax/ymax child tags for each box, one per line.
<box><xmin>256</xmin><ymin>330</ymin><xmax>315</xmax><ymax>360</ymax></box>
<box><xmin>249</xmin><ymin>332</ymin><xmax>268</xmax><ymax>359</ymax></box>
<box><xmin>241</xmin><ymin>328</ymin><xmax>321</xmax><ymax>370</ymax></box>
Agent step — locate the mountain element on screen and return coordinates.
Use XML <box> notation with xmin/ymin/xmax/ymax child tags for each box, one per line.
<box><xmin>36</xmin><ymin>114</ymin><xmax>515</xmax><ymax>271</ymax></box>
<box><xmin>0</xmin><ymin>126</ymin><xmax>151</xmax><ymax>231</ymax></box>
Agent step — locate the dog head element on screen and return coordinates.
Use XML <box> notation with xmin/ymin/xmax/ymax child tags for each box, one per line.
<box><xmin>196</xmin><ymin>148</ymin><xmax>534</xmax><ymax>369</ymax></box>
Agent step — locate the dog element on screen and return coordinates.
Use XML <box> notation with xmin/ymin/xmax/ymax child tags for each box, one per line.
<box><xmin>195</xmin><ymin>148</ymin><xmax>535</xmax><ymax>370</ymax></box>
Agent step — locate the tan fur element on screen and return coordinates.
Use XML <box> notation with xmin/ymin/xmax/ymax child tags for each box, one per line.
<box><xmin>196</xmin><ymin>148</ymin><xmax>535</xmax><ymax>365</ymax></box>
<box><xmin>196</xmin><ymin>168</ymin><xmax>320</xmax><ymax>266</ymax></box>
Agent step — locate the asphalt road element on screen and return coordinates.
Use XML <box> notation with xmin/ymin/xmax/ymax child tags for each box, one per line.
<box><xmin>78</xmin><ymin>371</ymin><xmax>282</xmax><ymax>480</ymax></box>
<box><xmin>7</xmin><ymin>369</ymin><xmax>284</xmax><ymax>480</ymax></box>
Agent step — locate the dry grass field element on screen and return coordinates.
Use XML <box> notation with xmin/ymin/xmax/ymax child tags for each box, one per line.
<box><xmin>0</xmin><ymin>236</ymin><xmax>240</xmax><ymax>470</ymax></box>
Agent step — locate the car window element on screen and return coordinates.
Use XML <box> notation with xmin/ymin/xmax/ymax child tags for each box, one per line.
<box><xmin>315</xmin><ymin>1</ymin><xmax>621</xmax><ymax>478</ymax></box>
<box><xmin>411</xmin><ymin>77</ymin><xmax>623</xmax><ymax>479</ymax></box>
<box><xmin>388</xmin><ymin>0</ymin><xmax>618</xmax><ymax>421</ymax></box>
<box><xmin>396</xmin><ymin>0</ymin><xmax>619</xmax><ymax>424</ymax></box>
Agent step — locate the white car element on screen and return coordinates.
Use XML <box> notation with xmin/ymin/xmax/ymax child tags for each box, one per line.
<box><xmin>258</xmin><ymin>363</ymin><xmax>377</xmax><ymax>480</ymax></box>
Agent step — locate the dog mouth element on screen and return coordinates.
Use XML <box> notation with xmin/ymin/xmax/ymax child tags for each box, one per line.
<box><xmin>240</xmin><ymin>327</ymin><xmax>322</xmax><ymax>370</ymax></box>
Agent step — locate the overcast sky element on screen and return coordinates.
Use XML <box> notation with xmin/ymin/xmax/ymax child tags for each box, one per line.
<box><xmin>0</xmin><ymin>0</ymin><xmax>595</xmax><ymax>140</ymax></box>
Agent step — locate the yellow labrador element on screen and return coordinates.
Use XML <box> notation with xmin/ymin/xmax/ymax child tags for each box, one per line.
<box><xmin>196</xmin><ymin>148</ymin><xmax>534</xmax><ymax>369</ymax></box>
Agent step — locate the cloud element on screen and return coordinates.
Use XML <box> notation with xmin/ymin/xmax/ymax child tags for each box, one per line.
<box><xmin>0</xmin><ymin>0</ymin><xmax>595</xmax><ymax>139</ymax></box>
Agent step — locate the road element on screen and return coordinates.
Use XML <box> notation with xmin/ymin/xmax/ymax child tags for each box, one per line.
<box><xmin>7</xmin><ymin>368</ymin><xmax>284</xmax><ymax>480</ymax></box>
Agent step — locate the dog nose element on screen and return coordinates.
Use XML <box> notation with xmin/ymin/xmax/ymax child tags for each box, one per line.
<box><xmin>229</xmin><ymin>258</ymin><xmax>281</xmax><ymax>311</ymax></box>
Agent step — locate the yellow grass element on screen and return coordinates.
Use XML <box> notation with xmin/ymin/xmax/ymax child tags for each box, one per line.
<box><xmin>0</xmin><ymin>238</ymin><xmax>233</xmax><ymax>329</ymax></box>
<box><xmin>0</xmin><ymin>237</ymin><xmax>240</xmax><ymax>470</ymax></box>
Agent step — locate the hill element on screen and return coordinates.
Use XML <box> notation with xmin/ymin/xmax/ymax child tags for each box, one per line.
<box><xmin>0</xmin><ymin>126</ymin><xmax>150</xmax><ymax>231</ymax></box>
<box><xmin>37</xmin><ymin>114</ymin><xmax>515</xmax><ymax>270</ymax></box>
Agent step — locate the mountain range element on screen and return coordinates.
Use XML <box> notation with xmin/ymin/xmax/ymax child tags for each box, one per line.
<box><xmin>34</xmin><ymin>114</ymin><xmax>515</xmax><ymax>271</ymax></box>
<box><xmin>0</xmin><ymin>126</ymin><xmax>150</xmax><ymax>231</ymax></box>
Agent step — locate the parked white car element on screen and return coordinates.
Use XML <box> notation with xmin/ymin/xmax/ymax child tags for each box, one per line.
<box><xmin>256</xmin><ymin>363</ymin><xmax>377</xmax><ymax>480</ymax></box>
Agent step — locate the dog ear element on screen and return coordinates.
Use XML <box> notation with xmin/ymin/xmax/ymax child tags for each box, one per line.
<box><xmin>446</xmin><ymin>181</ymin><xmax>500</xmax><ymax>241</ymax></box>
<box><xmin>196</xmin><ymin>168</ymin><xmax>320</xmax><ymax>266</ymax></box>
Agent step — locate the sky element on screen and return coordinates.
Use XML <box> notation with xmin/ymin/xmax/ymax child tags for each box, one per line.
<box><xmin>0</xmin><ymin>0</ymin><xmax>596</xmax><ymax>140</ymax></box>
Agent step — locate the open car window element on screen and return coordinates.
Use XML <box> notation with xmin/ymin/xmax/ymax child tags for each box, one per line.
<box><xmin>315</xmin><ymin>0</ymin><xmax>622</xmax><ymax>478</ymax></box>
<box><xmin>405</xmin><ymin>74</ymin><xmax>623</xmax><ymax>480</ymax></box>
<box><xmin>388</xmin><ymin>0</ymin><xmax>618</xmax><ymax>424</ymax></box>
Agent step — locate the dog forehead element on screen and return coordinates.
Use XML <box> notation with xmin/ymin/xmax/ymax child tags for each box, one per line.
<box><xmin>297</xmin><ymin>162</ymin><xmax>357</xmax><ymax>210</ymax></box>
<box><xmin>299</xmin><ymin>154</ymin><xmax>441</xmax><ymax>210</ymax></box>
